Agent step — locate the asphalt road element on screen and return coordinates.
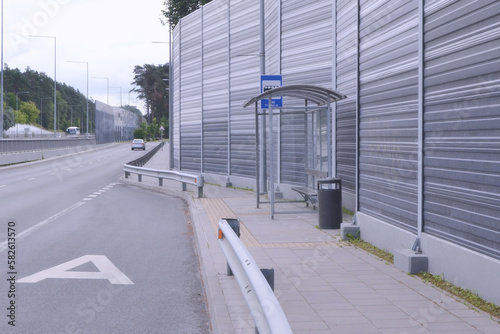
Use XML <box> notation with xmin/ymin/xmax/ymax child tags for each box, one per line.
<box><xmin>0</xmin><ymin>143</ymin><xmax>210</xmax><ymax>333</ymax></box>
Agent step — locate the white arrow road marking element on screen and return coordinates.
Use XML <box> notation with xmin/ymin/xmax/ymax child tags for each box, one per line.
<box><xmin>18</xmin><ymin>255</ymin><xmax>134</xmax><ymax>285</ymax></box>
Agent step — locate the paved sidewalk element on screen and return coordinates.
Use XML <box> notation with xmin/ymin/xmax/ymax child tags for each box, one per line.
<box><xmin>122</xmin><ymin>142</ymin><xmax>500</xmax><ymax>334</ymax></box>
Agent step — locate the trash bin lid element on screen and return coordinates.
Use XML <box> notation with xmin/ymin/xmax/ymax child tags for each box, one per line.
<box><xmin>317</xmin><ymin>177</ymin><xmax>341</xmax><ymax>185</ymax></box>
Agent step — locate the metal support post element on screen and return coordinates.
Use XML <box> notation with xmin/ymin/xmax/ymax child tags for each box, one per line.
<box><xmin>225</xmin><ymin>218</ymin><xmax>240</xmax><ymax>276</ymax></box>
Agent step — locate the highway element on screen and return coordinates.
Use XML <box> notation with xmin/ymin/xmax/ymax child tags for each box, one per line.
<box><xmin>0</xmin><ymin>143</ymin><xmax>210</xmax><ymax>333</ymax></box>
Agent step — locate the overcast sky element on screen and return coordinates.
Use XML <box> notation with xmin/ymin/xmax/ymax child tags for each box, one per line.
<box><xmin>3</xmin><ymin>0</ymin><xmax>171</xmax><ymax>114</ymax></box>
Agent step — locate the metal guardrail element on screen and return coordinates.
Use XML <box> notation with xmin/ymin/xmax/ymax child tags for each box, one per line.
<box><xmin>126</xmin><ymin>141</ymin><xmax>165</xmax><ymax>167</ymax></box>
<box><xmin>123</xmin><ymin>141</ymin><xmax>204</xmax><ymax>197</ymax></box>
<box><xmin>218</xmin><ymin>219</ymin><xmax>292</xmax><ymax>334</ymax></box>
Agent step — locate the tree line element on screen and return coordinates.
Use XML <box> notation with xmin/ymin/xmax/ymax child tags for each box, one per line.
<box><xmin>161</xmin><ymin>0</ymin><xmax>213</xmax><ymax>27</ymax></box>
<box><xmin>2</xmin><ymin>65</ymin><xmax>95</xmax><ymax>134</ymax></box>
<box><xmin>2</xmin><ymin>0</ymin><xmax>216</xmax><ymax>135</ymax></box>
<box><xmin>127</xmin><ymin>0</ymin><xmax>214</xmax><ymax>140</ymax></box>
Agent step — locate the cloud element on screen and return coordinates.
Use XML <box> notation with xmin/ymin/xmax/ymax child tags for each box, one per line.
<box><xmin>3</xmin><ymin>0</ymin><xmax>170</xmax><ymax>113</ymax></box>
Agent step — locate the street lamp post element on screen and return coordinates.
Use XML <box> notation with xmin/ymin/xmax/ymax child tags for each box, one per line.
<box><xmin>16</xmin><ymin>91</ymin><xmax>29</xmax><ymax>137</ymax></box>
<box><xmin>68</xmin><ymin>61</ymin><xmax>89</xmax><ymax>137</ymax></box>
<box><xmin>29</xmin><ymin>35</ymin><xmax>57</xmax><ymax>137</ymax></box>
<box><xmin>92</xmin><ymin>76</ymin><xmax>109</xmax><ymax>105</ymax></box>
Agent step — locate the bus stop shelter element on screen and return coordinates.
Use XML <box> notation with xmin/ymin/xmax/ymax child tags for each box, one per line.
<box><xmin>243</xmin><ymin>84</ymin><xmax>347</xmax><ymax>219</ymax></box>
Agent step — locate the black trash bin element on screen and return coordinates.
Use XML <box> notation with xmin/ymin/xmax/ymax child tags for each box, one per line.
<box><xmin>317</xmin><ymin>178</ymin><xmax>342</xmax><ymax>229</ymax></box>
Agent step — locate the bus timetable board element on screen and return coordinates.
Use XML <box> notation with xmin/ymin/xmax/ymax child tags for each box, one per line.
<box><xmin>260</xmin><ymin>75</ymin><xmax>283</xmax><ymax>109</ymax></box>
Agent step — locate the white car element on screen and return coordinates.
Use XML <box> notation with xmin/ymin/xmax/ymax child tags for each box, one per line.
<box><xmin>131</xmin><ymin>139</ymin><xmax>146</xmax><ymax>150</ymax></box>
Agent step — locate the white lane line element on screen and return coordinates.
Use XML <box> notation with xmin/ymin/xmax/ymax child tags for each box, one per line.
<box><xmin>0</xmin><ymin>201</ymin><xmax>86</xmax><ymax>253</ymax></box>
<box><xmin>0</xmin><ymin>185</ymin><xmax>6</xmax><ymax>188</ymax></box>
<box><xmin>82</xmin><ymin>182</ymin><xmax>117</xmax><ymax>201</ymax></box>
<box><xmin>27</xmin><ymin>178</ymin><xmax>35</xmax><ymax>181</ymax></box>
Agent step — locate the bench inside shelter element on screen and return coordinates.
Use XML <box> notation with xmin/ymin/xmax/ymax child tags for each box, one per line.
<box><xmin>292</xmin><ymin>168</ymin><xmax>328</xmax><ymax>209</ymax></box>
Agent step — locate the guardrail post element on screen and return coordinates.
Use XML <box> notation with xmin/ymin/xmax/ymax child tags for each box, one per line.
<box><xmin>182</xmin><ymin>182</ymin><xmax>187</xmax><ymax>191</ymax></box>
<box><xmin>260</xmin><ymin>268</ymin><xmax>274</xmax><ymax>291</ymax></box>
<box><xmin>255</xmin><ymin>268</ymin><xmax>275</xmax><ymax>333</ymax></box>
<box><xmin>225</xmin><ymin>218</ymin><xmax>240</xmax><ymax>276</ymax></box>
<box><xmin>197</xmin><ymin>174</ymin><xmax>204</xmax><ymax>198</ymax></box>
<box><xmin>217</xmin><ymin>219</ymin><xmax>292</xmax><ymax>333</ymax></box>
<box><xmin>125</xmin><ymin>171</ymin><xmax>130</xmax><ymax>179</ymax></box>
<box><xmin>255</xmin><ymin>267</ymin><xmax>275</xmax><ymax>334</ymax></box>
<box><xmin>159</xmin><ymin>178</ymin><xmax>163</xmax><ymax>186</ymax></box>
<box><xmin>138</xmin><ymin>174</ymin><xmax>142</xmax><ymax>182</ymax></box>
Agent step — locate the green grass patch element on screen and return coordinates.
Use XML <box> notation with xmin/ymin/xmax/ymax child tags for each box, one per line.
<box><xmin>228</xmin><ymin>186</ymin><xmax>253</xmax><ymax>192</ymax></box>
<box><xmin>418</xmin><ymin>272</ymin><xmax>500</xmax><ymax>322</ymax></box>
<box><xmin>342</xmin><ymin>207</ymin><xmax>355</xmax><ymax>216</ymax></box>
<box><xmin>341</xmin><ymin>238</ymin><xmax>499</xmax><ymax>322</ymax></box>
<box><xmin>344</xmin><ymin>238</ymin><xmax>394</xmax><ymax>264</ymax></box>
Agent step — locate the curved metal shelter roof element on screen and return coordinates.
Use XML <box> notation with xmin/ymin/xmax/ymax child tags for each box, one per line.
<box><xmin>243</xmin><ymin>84</ymin><xmax>347</xmax><ymax>108</ymax></box>
<box><xmin>244</xmin><ymin>84</ymin><xmax>347</xmax><ymax>219</ymax></box>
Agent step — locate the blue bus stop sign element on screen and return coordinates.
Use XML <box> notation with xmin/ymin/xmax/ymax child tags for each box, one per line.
<box><xmin>261</xmin><ymin>75</ymin><xmax>283</xmax><ymax>109</ymax></box>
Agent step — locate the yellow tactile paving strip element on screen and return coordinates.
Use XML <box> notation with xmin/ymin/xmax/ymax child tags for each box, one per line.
<box><xmin>201</xmin><ymin>198</ymin><xmax>260</xmax><ymax>248</ymax></box>
<box><xmin>201</xmin><ymin>197</ymin><xmax>338</xmax><ymax>248</ymax></box>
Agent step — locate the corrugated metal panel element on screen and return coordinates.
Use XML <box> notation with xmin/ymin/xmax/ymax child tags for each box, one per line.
<box><xmin>336</xmin><ymin>0</ymin><xmax>358</xmax><ymax>195</ymax></box>
<box><xmin>179</xmin><ymin>11</ymin><xmax>203</xmax><ymax>172</ymax></box>
<box><xmin>358</xmin><ymin>0</ymin><xmax>419</xmax><ymax>232</ymax></box>
<box><xmin>265</xmin><ymin>0</ymin><xmax>280</xmax><ymax>75</ymax></box>
<box><xmin>95</xmin><ymin>102</ymin><xmax>140</xmax><ymax>144</ymax></box>
<box><xmin>202</xmin><ymin>1</ymin><xmax>229</xmax><ymax>174</ymax></box>
<box><xmin>229</xmin><ymin>0</ymin><xmax>260</xmax><ymax>178</ymax></box>
<box><xmin>423</xmin><ymin>0</ymin><xmax>500</xmax><ymax>259</ymax></box>
<box><xmin>173</xmin><ymin>23</ymin><xmax>181</xmax><ymax>169</ymax></box>
<box><xmin>95</xmin><ymin>101</ymin><xmax>114</xmax><ymax>144</ymax></box>
<box><xmin>281</xmin><ymin>0</ymin><xmax>332</xmax><ymax>86</ymax></box>
<box><xmin>280</xmin><ymin>0</ymin><xmax>332</xmax><ymax>184</ymax></box>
